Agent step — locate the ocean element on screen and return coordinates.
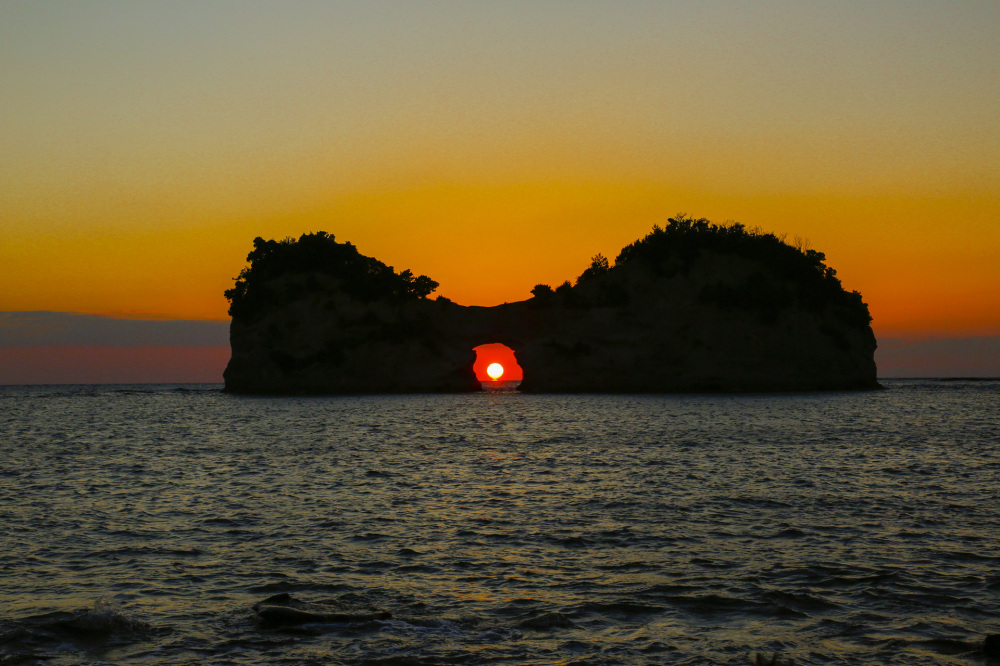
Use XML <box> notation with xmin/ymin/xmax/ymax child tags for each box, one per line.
<box><xmin>1</xmin><ymin>380</ymin><xmax>997</xmax><ymax>664</ymax></box>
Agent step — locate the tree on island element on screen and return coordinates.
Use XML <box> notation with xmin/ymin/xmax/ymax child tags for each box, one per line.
<box><xmin>575</xmin><ymin>253</ymin><xmax>610</xmax><ymax>285</ymax></box>
<box><xmin>527</xmin><ymin>214</ymin><xmax>873</xmax><ymax>326</ymax></box>
<box><xmin>225</xmin><ymin>232</ymin><xmax>438</xmax><ymax>320</ymax></box>
<box><xmin>530</xmin><ymin>284</ymin><xmax>554</xmax><ymax>299</ymax></box>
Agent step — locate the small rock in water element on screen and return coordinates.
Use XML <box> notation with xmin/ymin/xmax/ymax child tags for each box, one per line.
<box><xmin>252</xmin><ymin>593</ymin><xmax>391</xmax><ymax>627</ymax></box>
<box><xmin>984</xmin><ymin>634</ymin><xmax>1000</xmax><ymax>658</ymax></box>
<box><xmin>753</xmin><ymin>652</ymin><xmax>794</xmax><ymax>666</ymax></box>
<box><xmin>516</xmin><ymin>612</ymin><xmax>574</xmax><ymax>631</ymax></box>
<box><xmin>259</xmin><ymin>592</ymin><xmax>292</xmax><ymax>605</ymax></box>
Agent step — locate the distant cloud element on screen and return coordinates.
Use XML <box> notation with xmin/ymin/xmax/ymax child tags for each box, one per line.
<box><xmin>0</xmin><ymin>311</ymin><xmax>229</xmax><ymax>347</ymax></box>
<box><xmin>877</xmin><ymin>336</ymin><xmax>1000</xmax><ymax>378</ymax></box>
<box><xmin>3</xmin><ymin>311</ymin><xmax>998</xmax><ymax>381</ymax></box>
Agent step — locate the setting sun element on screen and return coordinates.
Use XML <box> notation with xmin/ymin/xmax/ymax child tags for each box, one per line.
<box><xmin>486</xmin><ymin>363</ymin><xmax>504</xmax><ymax>380</ymax></box>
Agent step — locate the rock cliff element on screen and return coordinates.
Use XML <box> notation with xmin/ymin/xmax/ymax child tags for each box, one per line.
<box><xmin>223</xmin><ymin>218</ymin><xmax>879</xmax><ymax>394</ymax></box>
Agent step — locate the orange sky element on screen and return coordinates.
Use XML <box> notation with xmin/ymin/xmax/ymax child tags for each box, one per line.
<box><xmin>2</xmin><ymin>1</ymin><xmax>998</xmax><ymax>340</ymax></box>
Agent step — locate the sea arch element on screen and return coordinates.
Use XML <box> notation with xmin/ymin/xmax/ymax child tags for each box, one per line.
<box><xmin>472</xmin><ymin>342</ymin><xmax>524</xmax><ymax>384</ymax></box>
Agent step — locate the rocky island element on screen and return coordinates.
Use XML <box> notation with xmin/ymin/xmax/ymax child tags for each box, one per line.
<box><xmin>223</xmin><ymin>216</ymin><xmax>878</xmax><ymax>394</ymax></box>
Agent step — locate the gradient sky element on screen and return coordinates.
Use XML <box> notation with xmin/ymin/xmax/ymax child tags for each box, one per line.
<box><xmin>2</xmin><ymin>1</ymin><xmax>999</xmax><ymax>382</ymax></box>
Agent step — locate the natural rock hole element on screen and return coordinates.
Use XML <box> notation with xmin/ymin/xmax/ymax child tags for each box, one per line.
<box><xmin>473</xmin><ymin>343</ymin><xmax>523</xmax><ymax>389</ymax></box>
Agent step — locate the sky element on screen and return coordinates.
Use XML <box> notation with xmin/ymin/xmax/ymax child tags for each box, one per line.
<box><xmin>2</xmin><ymin>1</ymin><xmax>998</xmax><ymax>382</ymax></box>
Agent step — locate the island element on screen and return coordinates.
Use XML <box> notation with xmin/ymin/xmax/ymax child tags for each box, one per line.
<box><xmin>223</xmin><ymin>216</ymin><xmax>878</xmax><ymax>394</ymax></box>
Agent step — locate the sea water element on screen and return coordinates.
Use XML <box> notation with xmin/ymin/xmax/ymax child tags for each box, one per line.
<box><xmin>1</xmin><ymin>380</ymin><xmax>998</xmax><ymax>664</ymax></box>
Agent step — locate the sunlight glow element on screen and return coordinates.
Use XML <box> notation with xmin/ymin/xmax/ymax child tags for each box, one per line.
<box><xmin>486</xmin><ymin>363</ymin><xmax>504</xmax><ymax>380</ymax></box>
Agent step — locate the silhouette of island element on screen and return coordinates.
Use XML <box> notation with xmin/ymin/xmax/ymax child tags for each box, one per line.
<box><xmin>223</xmin><ymin>216</ymin><xmax>878</xmax><ymax>394</ymax></box>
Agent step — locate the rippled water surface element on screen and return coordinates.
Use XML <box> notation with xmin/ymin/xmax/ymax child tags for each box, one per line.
<box><xmin>2</xmin><ymin>381</ymin><xmax>998</xmax><ymax>664</ymax></box>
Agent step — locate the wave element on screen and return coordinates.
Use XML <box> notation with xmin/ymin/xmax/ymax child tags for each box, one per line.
<box><xmin>0</xmin><ymin>596</ymin><xmax>156</xmax><ymax>661</ymax></box>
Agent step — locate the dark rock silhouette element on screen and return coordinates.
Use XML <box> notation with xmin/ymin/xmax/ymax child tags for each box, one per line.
<box><xmin>224</xmin><ymin>217</ymin><xmax>879</xmax><ymax>394</ymax></box>
<box><xmin>252</xmin><ymin>593</ymin><xmax>391</xmax><ymax>626</ymax></box>
<box><xmin>754</xmin><ymin>652</ymin><xmax>794</xmax><ymax>666</ymax></box>
<box><xmin>984</xmin><ymin>634</ymin><xmax>1000</xmax><ymax>658</ymax></box>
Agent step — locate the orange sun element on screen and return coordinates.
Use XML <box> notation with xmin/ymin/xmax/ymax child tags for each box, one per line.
<box><xmin>486</xmin><ymin>363</ymin><xmax>504</xmax><ymax>380</ymax></box>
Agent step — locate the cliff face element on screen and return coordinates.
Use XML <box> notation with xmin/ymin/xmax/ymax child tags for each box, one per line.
<box><xmin>223</xmin><ymin>222</ymin><xmax>879</xmax><ymax>394</ymax></box>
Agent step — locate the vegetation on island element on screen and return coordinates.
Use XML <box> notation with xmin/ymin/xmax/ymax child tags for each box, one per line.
<box><xmin>225</xmin><ymin>232</ymin><xmax>438</xmax><ymax>320</ymax></box>
<box><xmin>531</xmin><ymin>215</ymin><xmax>872</xmax><ymax>327</ymax></box>
<box><xmin>226</xmin><ymin>217</ymin><xmax>872</xmax><ymax>332</ymax></box>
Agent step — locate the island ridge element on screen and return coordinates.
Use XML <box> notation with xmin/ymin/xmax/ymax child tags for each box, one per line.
<box><xmin>223</xmin><ymin>216</ymin><xmax>878</xmax><ymax>394</ymax></box>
